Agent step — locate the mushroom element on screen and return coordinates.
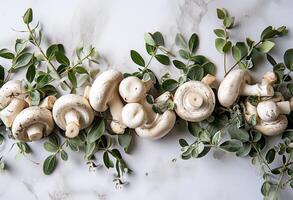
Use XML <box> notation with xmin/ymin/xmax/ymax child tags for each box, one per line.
<box><xmin>218</xmin><ymin>69</ymin><xmax>276</xmax><ymax>107</ymax></box>
<box><xmin>53</xmin><ymin>94</ymin><xmax>94</xmax><ymax>138</ymax></box>
<box><xmin>119</xmin><ymin>76</ymin><xmax>152</xmax><ymax>103</ymax></box>
<box><xmin>244</xmin><ymin>100</ymin><xmax>288</xmax><ymax>136</ymax></box>
<box><xmin>88</xmin><ymin>69</ymin><xmax>126</xmax><ymax>134</ymax></box>
<box><xmin>0</xmin><ymin>80</ymin><xmax>28</xmax><ymax>127</ymax></box>
<box><xmin>174</xmin><ymin>76</ymin><xmax>216</xmax><ymax>122</ymax></box>
<box><xmin>12</xmin><ymin>108</ymin><xmax>54</xmax><ymax>142</ymax></box>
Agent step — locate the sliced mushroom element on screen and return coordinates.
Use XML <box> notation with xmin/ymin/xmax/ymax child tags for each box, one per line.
<box><xmin>88</xmin><ymin>70</ymin><xmax>126</xmax><ymax>134</ymax></box>
<box><xmin>0</xmin><ymin>80</ymin><xmax>28</xmax><ymax>127</ymax></box>
<box><xmin>53</xmin><ymin>94</ymin><xmax>94</xmax><ymax>138</ymax></box>
<box><xmin>12</xmin><ymin>106</ymin><xmax>54</xmax><ymax>141</ymax></box>
<box><xmin>174</xmin><ymin>80</ymin><xmax>215</xmax><ymax>122</ymax></box>
<box><xmin>218</xmin><ymin>69</ymin><xmax>275</xmax><ymax>107</ymax></box>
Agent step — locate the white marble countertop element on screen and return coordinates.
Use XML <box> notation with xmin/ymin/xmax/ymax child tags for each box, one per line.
<box><xmin>0</xmin><ymin>0</ymin><xmax>293</xmax><ymax>199</ymax></box>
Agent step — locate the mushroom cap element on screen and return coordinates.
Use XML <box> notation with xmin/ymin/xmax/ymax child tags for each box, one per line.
<box><xmin>254</xmin><ymin>115</ymin><xmax>288</xmax><ymax>136</ymax></box>
<box><xmin>53</xmin><ymin>94</ymin><xmax>94</xmax><ymax>131</ymax></box>
<box><xmin>174</xmin><ymin>81</ymin><xmax>215</xmax><ymax>122</ymax></box>
<box><xmin>119</xmin><ymin>76</ymin><xmax>147</xmax><ymax>103</ymax></box>
<box><xmin>89</xmin><ymin>70</ymin><xmax>123</xmax><ymax>111</ymax></box>
<box><xmin>12</xmin><ymin>106</ymin><xmax>54</xmax><ymax>141</ymax></box>
<box><xmin>218</xmin><ymin>69</ymin><xmax>246</xmax><ymax>107</ymax></box>
<box><xmin>135</xmin><ymin>110</ymin><xmax>176</xmax><ymax>140</ymax></box>
<box><xmin>122</xmin><ymin>103</ymin><xmax>146</xmax><ymax>128</ymax></box>
<box><xmin>0</xmin><ymin>80</ymin><xmax>24</xmax><ymax>109</ymax></box>
<box><xmin>257</xmin><ymin>101</ymin><xmax>280</xmax><ymax>122</ymax></box>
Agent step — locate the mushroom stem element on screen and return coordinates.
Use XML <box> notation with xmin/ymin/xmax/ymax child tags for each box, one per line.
<box><xmin>0</xmin><ymin>98</ymin><xmax>28</xmax><ymax>127</ymax></box>
<box><xmin>201</xmin><ymin>74</ymin><xmax>217</xmax><ymax>86</ymax></box>
<box><xmin>143</xmin><ymin>79</ymin><xmax>153</xmax><ymax>92</ymax></box>
<box><xmin>240</xmin><ymin>83</ymin><xmax>274</xmax><ymax>96</ymax></box>
<box><xmin>83</xmin><ymin>86</ymin><xmax>91</xmax><ymax>100</ymax></box>
<box><xmin>65</xmin><ymin>110</ymin><xmax>80</xmax><ymax>138</ymax></box>
<box><xmin>108</xmin><ymin>92</ymin><xmax>126</xmax><ymax>134</ymax></box>
<box><xmin>185</xmin><ymin>93</ymin><xmax>203</xmax><ymax>109</ymax></box>
<box><xmin>141</xmin><ymin>99</ymin><xmax>157</xmax><ymax>124</ymax></box>
<box><xmin>40</xmin><ymin>96</ymin><xmax>57</xmax><ymax>110</ymax></box>
<box><xmin>27</xmin><ymin>123</ymin><xmax>44</xmax><ymax>141</ymax></box>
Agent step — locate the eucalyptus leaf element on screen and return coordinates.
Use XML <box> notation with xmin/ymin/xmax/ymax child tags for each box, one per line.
<box><xmin>284</xmin><ymin>48</ymin><xmax>293</xmax><ymax>71</ymax></box>
<box><xmin>23</xmin><ymin>8</ymin><xmax>33</xmax><ymax>24</ymax></box>
<box><xmin>155</xmin><ymin>54</ymin><xmax>170</xmax><ymax>65</ymax></box>
<box><xmin>173</xmin><ymin>60</ymin><xmax>186</xmax><ymax>70</ymax></box>
<box><xmin>161</xmin><ymin>79</ymin><xmax>179</xmax><ymax>92</ymax></box>
<box><xmin>188</xmin><ymin>33</ymin><xmax>199</xmax><ymax>53</ymax></box>
<box><xmin>26</xmin><ymin>64</ymin><xmax>36</xmax><ymax>83</ymax></box>
<box><xmin>215</xmin><ymin>38</ymin><xmax>226</xmax><ymax>54</ymax></box>
<box><xmin>256</xmin><ymin>41</ymin><xmax>275</xmax><ymax>53</ymax></box>
<box><xmin>130</xmin><ymin>50</ymin><xmax>145</xmax><ymax>67</ymax></box>
<box><xmin>43</xmin><ymin>155</ymin><xmax>57</xmax><ymax>175</ymax></box>
<box><xmin>220</xmin><ymin>140</ymin><xmax>243</xmax><ymax>152</ymax></box>
<box><xmin>152</xmin><ymin>32</ymin><xmax>164</xmax><ymax>46</ymax></box>
<box><xmin>175</xmin><ymin>33</ymin><xmax>187</xmax><ymax>48</ymax></box>
<box><xmin>87</xmin><ymin>119</ymin><xmax>105</xmax><ymax>144</ymax></box>
<box><xmin>55</xmin><ymin>51</ymin><xmax>70</xmax><ymax>66</ymax></box>
<box><xmin>144</xmin><ymin>33</ymin><xmax>156</xmax><ymax>46</ymax></box>
<box><xmin>214</xmin><ymin>29</ymin><xmax>226</xmax><ymax>38</ymax></box>
<box><xmin>0</xmin><ymin>49</ymin><xmax>14</xmax><ymax>59</ymax></box>
<box><xmin>187</xmin><ymin>65</ymin><xmax>204</xmax><ymax>81</ymax></box>
<box><xmin>103</xmin><ymin>151</ymin><xmax>114</xmax><ymax>168</ymax></box>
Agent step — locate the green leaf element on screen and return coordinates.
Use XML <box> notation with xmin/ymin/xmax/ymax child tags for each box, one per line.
<box><xmin>223</xmin><ymin>41</ymin><xmax>232</xmax><ymax>53</ymax></box>
<box><xmin>188</xmin><ymin>33</ymin><xmax>199</xmax><ymax>53</ymax></box>
<box><xmin>87</xmin><ymin>119</ymin><xmax>105</xmax><ymax>143</ymax></box>
<box><xmin>17</xmin><ymin>142</ymin><xmax>31</xmax><ymax>153</ymax></box>
<box><xmin>15</xmin><ymin>39</ymin><xmax>27</xmax><ymax>54</ymax></box>
<box><xmin>144</xmin><ymin>33</ymin><xmax>156</xmax><ymax>46</ymax></box>
<box><xmin>146</xmin><ymin>44</ymin><xmax>156</xmax><ymax>55</ymax></box>
<box><xmin>227</xmin><ymin>126</ymin><xmax>249</xmax><ymax>142</ymax></box>
<box><xmin>202</xmin><ymin>62</ymin><xmax>216</xmax><ymax>75</ymax></box>
<box><xmin>216</xmin><ymin>8</ymin><xmax>227</xmax><ymax>20</ymax></box>
<box><xmin>46</xmin><ymin>44</ymin><xmax>59</xmax><ymax>60</ymax></box>
<box><xmin>118</xmin><ymin>132</ymin><xmax>132</xmax><ymax>153</ymax></box>
<box><xmin>175</xmin><ymin>33</ymin><xmax>187</xmax><ymax>48</ymax></box>
<box><xmin>214</xmin><ymin>29</ymin><xmax>226</xmax><ymax>38</ymax></box>
<box><xmin>284</xmin><ymin>48</ymin><xmax>293</xmax><ymax>71</ymax></box>
<box><xmin>30</xmin><ymin>90</ymin><xmax>41</xmax><ymax>106</ymax></box>
<box><xmin>26</xmin><ymin>64</ymin><xmax>36</xmax><ymax>83</ymax></box>
<box><xmin>179</xmin><ymin>138</ymin><xmax>189</xmax><ymax>147</ymax></box>
<box><xmin>152</xmin><ymin>32</ymin><xmax>164</xmax><ymax>46</ymax></box>
<box><xmin>130</xmin><ymin>50</ymin><xmax>145</xmax><ymax>67</ymax></box>
<box><xmin>261</xmin><ymin>181</ymin><xmax>271</xmax><ymax>196</ymax></box>
<box><xmin>179</xmin><ymin>49</ymin><xmax>189</xmax><ymax>59</ymax></box>
<box><xmin>155</xmin><ymin>54</ymin><xmax>170</xmax><ymax>65</ymax></box>
<box><xmin>187</xmin><ymin>65</ymin><xmax>204</xmax><ymax>81</ymax></box>
<box><xmin>190</xmin><ymin>55</ymin><xmax>210</xmax><ymax>65</ymax></box>
<box><xmin>212</xmin><ymin>131</ymin><xmax>222</xmax><ymax>145</ymax></box>
<box><xmin>215</xmin><ymin>38</ymin><xmax>226</xmax><ymax>53</ymax></box>
<box><xmin>161</xmin><ymin>79</ymin><xmax>179</xmax><ymax>92</ymax></box>
<box><xmin>256</xmin><ymin>41</ymin><xmax>275</xmax><ymax>53</ymax></box>
<box><xmin>68</xmin><ymin>71</ymin><xmax>77</xmax><ymax>89</ymax></box>
<box><xmin>13</xmin><ymin>52</ymin><xmax>32</xmax><ymax>69</ymax></box>
<box><xmin>60</xmin><ymin>150</ymin><xmax>68</xmax><ymax>161</ymax></box>
<box><xmin>0</xmin><ymin>49</ymin><xmax>14</xmax><ymax>59</ymax></box>
<box><xmin>232</xmin><ymin>45</ymin><xmax>241</xmax><ymax>61</ymax></box>
<box><xmin>266</xmin><ymin>54</ymin><xmax>277</xmax><ymax>66</ymax></box>
<box><xmin>74</xmin><ymin>66</ymin><xmax>88</xmax><ymax>74</ymax></box>
<box><xmin>173</xmin><ymin>60</ymin><xmax>186</xmax><ymax>70</ymax></box>
<box><xmin>43</xmin><ymin>155</ymin><xmax>57</xmax><ymax>175</ymax></box>
<box><xmin>220</xmin><ymin>140</ymin><xmax>243</xmax><ymax>152</ymax></box>
<box><xmin>266</xmin><ymin>149</ymin><xmax>276</xmax><ymax>164</ymax></box>
<box><xmin>55</xmin><ymin>51</ymin><xmax>70</xmax><ymax>66</ymax></box>
<box><xmin>85</xmin><ymin>142</ymin><xmax>96</xmax><ymax>159</ymax></box>
<box><xmin>0</xmin><ymin>65</ymin><xmax>5</xmax><ymax>82</ymax></box>
<box><xmin>236</xmin><ymin>143</ymin><xmax>251</xmax><ymax>157</ymax></box>
<box><xmin>103</xmin><ymin>151</ymin><xmax>114</xmax><ymax>168</ymax></box>
<box><xmin>199</xmin><ymin>131</ymin><xmax>211</xmax><ymax>143</ymax></box>
<box><xmin>223</xmin><ymin>17</ymin><xmax>234</xmax><ymax>29</ymax></box>
<box><xmin>43</xmin><ymin>141</ymin><xmax>59</xmax><ymax>153</ymax></box>
<box><xmin>23</xmin><ymin>8</ymin><xmax>33</xmax><ymax>24</ymax></box>
<box><xmin>188</xmin><ymin>122</ymin><xmax>202</xmax><ymax>137</ymax></box>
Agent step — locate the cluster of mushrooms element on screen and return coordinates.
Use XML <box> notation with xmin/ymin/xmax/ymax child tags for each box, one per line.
<box><xmin>0</xmin><ymin>68</ymin><xmax>292</xmax><ymax>142</ymax></box>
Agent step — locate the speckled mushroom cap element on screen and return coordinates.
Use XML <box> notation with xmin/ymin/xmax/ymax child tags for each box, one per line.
<box><xmin>119</xmin><ymin>76</ymin><xmax>147</xmax><ymax>103</ymax></box>
<box><xmin>174</xmin><ymin>81</ymin><xmax>215</xmax><ymax>122</ymax></box>
<box><xmin>53</xmin><ymin>94</ymin><xmax>94</xmax><ymax>131</ymax></box>
<box><xmin>12</xmin><ymin>106</ymin><xmax>54</xmax><ymax>142</ymax></box>
<box><xmin>254</xmin><ymin>115</ymin><xmax>288</xmax><ymax>136</ymax></box>
<box><xmin>0</xmin><ymin>80</ymin><xmax>24</xmax><ymax>109</ymax></box>
<box><xmin>89</xmin><ymin>69</ymin><xmax>123</xmax><ymax>111</ymax></box>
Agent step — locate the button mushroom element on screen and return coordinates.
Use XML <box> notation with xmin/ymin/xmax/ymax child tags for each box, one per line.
<box><xmin>88</xmin><ymin>69</ymin><xmax>126</xmax><ymax>134</ymax></box>
<box><xmin>244</xmin><ymin>100</ymin><xmax>288</xmax><ymax>136</ymax></box>
<box><xmin>218</xmin><ymin>70</ymin><xmax>276</xmax><ymax>107</ymax></box>
<box><xmin>174</xmin><ymin>76</ymin><xmax>216</xmax><ymax>122</ymax></box>
<box><xmin>53</xmin><ymin>94</ymin><xmax>94</xmax><ymax>138</ymax></box>
<box><xmin>0</xmin><ymin>80</ymin><xmax>28</xmax><ymax>127</ymax></box>
<box><xmin>12</xmin><ymin>108</ymin><xmax>54</xmax><ymax>142</ymax></box>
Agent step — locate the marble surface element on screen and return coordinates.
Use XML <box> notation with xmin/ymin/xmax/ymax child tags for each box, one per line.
<box><xmin>0</xmin><ymin>0</ymin><xmax>293</xmax><ymax>199</ymax></box>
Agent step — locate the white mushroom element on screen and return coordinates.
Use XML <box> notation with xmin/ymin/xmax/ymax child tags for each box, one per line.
<box><xmin>174</xmin><ymin>78</ymin><xmax>215</xmax><ymax>122</ymax></box>
<box><xmin>53</xmin><ymin>94</ymin><xmax>94</xmax><ymax>138</ymax></box>
<box><xmin>12</xmin><ymin>106</ymin><xmax>54</xmax><ymax>141</ymax></box>
<box><xmin>0</xmin><ymin>80</ymin><xmax>28</xmax><ymax>127</ymax></box>
<box><xmin>218</xmin><ymin>69</ymin><xmax>276</xmax><ymax>107</ymax></box>
<box><xmin>119</xmin><ymin>76</ymin><xmax>152</xmax><ymax>103</ymax></box>
<box><xmin>88</xmin><ymin>70</ymin><xmax>126</xmax><ymax>134</ymax></box>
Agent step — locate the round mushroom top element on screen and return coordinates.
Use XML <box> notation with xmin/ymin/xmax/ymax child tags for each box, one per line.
<box><xmin>53</xmin><ymin>94</ymin><xmax>94</xmax><ymax>131</ymax></box>
<box><xmin>122</xmin><ymin>103</ymin><xmax>146</xmax><ymax>128</ymax></box>
<box><xmin>89</xmin><ymin>69</ymin><xmax>123</xmax><ymax>112</ymax></box>
<box><xmin>119</xmin><ymin>76</ymin><xmax>147</xmax><ymax>103</ymax></box>
<box><xmin>218</xmin><ymin>69</ymin><xmax>247</xmax><ymax>107</ymax></box>
<box><xmin>257</xmin><ymin>101</ymin><xmax>280</xmax><ymax>122</ymax></box>
<box><xmin>0</xmin><ymin>80</ymin><xmax>24</xmax><ymax>109</ymax></box>
<box><xmin>135</xmin><ymin>110</ymin><xmax>176</xmax><ymax>140</ymax></box>
<box><xmin>174</xmin><ymin>81</ymin><xmax>215</xmax><ymax>122</ymax></box>
<box><xmin>12</xmin><ymin>106</ymin><xmax>54</xmax><ymax>141</ymax></box>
